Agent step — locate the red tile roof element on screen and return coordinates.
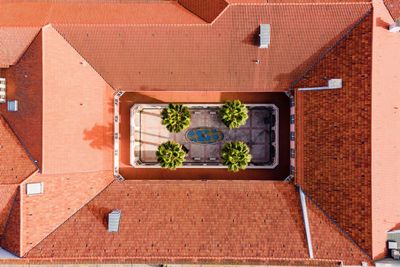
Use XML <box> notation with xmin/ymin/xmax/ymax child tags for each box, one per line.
<box><xmin>0</xmin><ymin>185</ymin><xmax>18</xmax><ymax>238</ymax></box>
<box><xmin>24</xmin><ymin>181</ymin><xmax>371</xmax><ymax>265</ymax></box>
<box><xmin>384</xmin><ymin>0</ymin><xmax>400</xmax><ymax>19</ymax></box>
<box><xmin>0</xmin><ymin>31</ymin><xmax>43</xmax><ymax>169</ymax></box>
<box><xmin>26</xmin><ymin>181</ymin><xmax>310</xmax><ymax>261</ymax></box>
<box><xmin>0</xmin><ymin>115</ymin><xmax>37</xmax><ymax>184</ymax></box>
<box><xmin>0</xmin><ymin>27</ymin><xmax>40</xmax><ymax>68</ymax></box>
<box><xmin>41</xmin><ymin>26</ymin><xmax>114</xmax><ymax>174</ymax></box>
<box><xmin>53</xmin><ymin>3</ymin><xmax>371</xmax><ymax>92</ymax></box>
<box><xmin>178</xmin><ymin>0</ymin><xmax>228</xmax><ymax>23</ymax></box>
<box><xmin>0</xmin><ymin>1</ymin><xmax>205</xmax><ymax>27</ymax></box>
<box><xmin>306</xmin><ymin>197</ymin><xmax>371</xmax><ymax>265</ymax></box>
<box><xmin>0</xmin><ymin>186</ymin><xmax>21</xmax><ymax>256</ymax></box>
<box><xmin>295</xmin><ymin>11</ymin><xmax>372</xmax><ymax>255</ymax></box>
<box><xmin>20</xmin><ymin>170</ymin><xmax>114</xmax><ymax>256</ymax></box>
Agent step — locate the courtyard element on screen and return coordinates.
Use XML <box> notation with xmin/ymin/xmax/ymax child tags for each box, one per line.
<box><xmin>131</xmin><ymin>104</ymin><xmax>278</xmax><ymax>168</ymax></box>
<box><xmin>118</xmin><ymin>92</ymin><xmax>290</xmax><ymax>180</ymax></box>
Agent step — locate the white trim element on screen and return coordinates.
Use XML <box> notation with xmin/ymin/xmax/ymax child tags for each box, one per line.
<box><xmin>298</xmin><ymin>79</ymin><xmax>342</xmax><ymax>91</ymax></box>
<box><xmin>113</xmin><ymin>91</ymin><xmax>125</xmax><ymax>180</ymax></box>
<box><xmin>299</xmin><ymin>188</ymin><xmax>314</xmax><ymax>259</ymax></box>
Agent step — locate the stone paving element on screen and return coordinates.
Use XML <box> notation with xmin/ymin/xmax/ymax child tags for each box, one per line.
<box><xmin>133</xmin><ymin>105</ymin><xmax>277</xmax><ymax>167</ymax></box>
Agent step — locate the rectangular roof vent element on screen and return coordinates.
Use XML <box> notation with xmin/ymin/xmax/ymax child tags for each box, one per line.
<box><xmin>0</xmin><ymin>78</ymin><xmax>6</xmax><ymax>104</ymax></box>
<box><xmin>26</xmin><ymin>182</ymin><xmax>44</xmax><ymax>196</ymax></box>
<box><xmin>259</xmin><ymin>24</ymin><xmax>271</xmax><ymax>48</ymax></box>
<box><xmin>108</xmin><ymin>210</ymin><xmax>121</xmax><ymax>232</ymax></box>
<box><xmin>7</xmin><ymin>100</ymin><xmax>18</xmax><ymax>112</ymax></box>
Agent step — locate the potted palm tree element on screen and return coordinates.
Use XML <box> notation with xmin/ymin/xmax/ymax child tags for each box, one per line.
<box><xmin>221</xmin><ymin>141</ymin><xmax>252</xmax><ymax>172</ymax></box>
<box><xmin>161</xmin><ymin>104</ymin><xmax>191</xmax><ymax>133</ymax></box>
<box><xmin>219</xmin><ymin>100</ymin><xmax>248</xmax><ymax>129</ymax></box>
<box><xmin>156</xmin><ymin>141</ymin><xmax>187</xmax><ymax>170</ymax></box>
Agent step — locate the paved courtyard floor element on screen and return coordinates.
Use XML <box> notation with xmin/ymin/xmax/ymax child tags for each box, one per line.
<box><xmin>134</xmin><ymin>105</ymin><xmax>277</xmax><ymax>166</ymax></box>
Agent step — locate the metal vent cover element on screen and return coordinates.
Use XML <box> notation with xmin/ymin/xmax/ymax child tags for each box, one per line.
<box><xmin>259</xmin><ymin>24</ymin><xmax>271</xmax><ymax>48</ymax></box>
<box><xmin>108</xmin><ymin>210</ymin><xmax>121</xmax><ymax>232</ymax></box>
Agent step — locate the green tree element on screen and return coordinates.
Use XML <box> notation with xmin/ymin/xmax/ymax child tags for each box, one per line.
<box><xmin>161</xmin><ymin>104</ymin><xmax>191</xmax><ymax>133</ymax></box>
<box><xmin>221</xmin><ymin>141</ymin><xmax>252</xmax><ymax>172</ymax></box>
<box><xmin>156</xmin><ymin>141</ymin><xmax>186</xmax><ymax>170</ymax></box>
<box><xmin>219</xmin><ymin>100</ymin><xmax>248</xmax><ymax>129</ymax></box>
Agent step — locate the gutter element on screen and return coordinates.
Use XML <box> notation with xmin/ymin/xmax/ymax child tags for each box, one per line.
<box><xmin>299</xmin><ymin>187</ymin><xmax>314</xmax><ymax>259</ymax></box>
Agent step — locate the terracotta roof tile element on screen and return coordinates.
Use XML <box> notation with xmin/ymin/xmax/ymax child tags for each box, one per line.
<box><xmin>41</xmin><ymin>26</ymin><xmax>114</xmax><ymax>174</ymax></box>
<box><xmin>295</xmin><ymin>11</ymin><xmax>372</xmax><ymax>255</ymax></box>
<box><xmin>26</xmin><ymin>181</ymin><xmax>310</xmax><ymax>261</ymax></box>
<box><xmin>0</xmin><ymin>1</ymin><xmax>205</xmax><ymax>27</ymax></box>
<box><xmin>0</xmin><ymin>186</ymin><xmax>21</xmax><ymax>256</ymax></box>
<box><xmin>0</xmin><ymin>115</ymin><xmax>37</xmax><ymax>184</ymax></box>
<box><xmin>384</xmin><ymin>0</ymin><xmax>400</xmax><ymax>19</ymax></box>
<box><xmin>0</xmin><ymin>184</ymin><xmax>18</xmax><ymax>237</ymax></box>
<box><xmin>0</xmin><ymin>31</ymin><xmax>43</xmax><ymax>169</ymax></box>
<box><xmin>20</xmin><ymin>170</ymin><xmax>114</xmax><ymax>256</ymax></box>
<box><xmin>178</xmin><ymin>0</ymin><xmax>228</xmax><ymax>23</ymax></box>
<box><xmin>306</xmin><ymin>197</ymin><xmax>371</xmax><ymax>265</ymax></box>
<box><xmin>53</xmin><ymin>3</ymin><xmax>371</xmax><ymax>91</ymax></box>
<box><xmin>0</xmin><ymin>27</ymin><xmax>40</xmax><ymax>67</ymax></box>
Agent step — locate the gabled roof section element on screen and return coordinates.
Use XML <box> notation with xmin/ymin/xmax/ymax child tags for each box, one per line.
<box><xmin>0</xmin><ymin>115</ymin><xmax>37</xmax><ymax>184</ymax></box>
<box><xmin>19</xmin><ymin>170</ymin><xmax>113</xmax><ymax>256</ymax></box>
<box><xmin>25</xmin><ymin>181</ymin><xmax>311</xmax><ymax>261</ymax></box>
<box><xmin>384</xmin><ymin>0</ymin><xmax>400</xmax><ymax>19</ymax></box>
<box><xmin>295</xmin><ymin>10</ymin><xmax>372</xmax><ymax>255</ymax></box>
<box><xmin>0</xmin><ymin>27</ymin><xmax>40</xmax><ymax>67</ymax></box>
<box><xmin>54</xmin><ymin>3</ymin><xmax>371</xmax><ymax>92</ymax></box>
<box><xmin>41</xmin><ymin>25</ymin><xmax>114</xmax><ymax>174</ymax></box>
<box><xmin>0</xmin><ymin>31</ymin><xmax>43</xmax><ymax>170</ymax></box>
<box><xmin>178</xmin><ymin>0</ymin><xmax>228</xmax><ymax>23</ymax></box>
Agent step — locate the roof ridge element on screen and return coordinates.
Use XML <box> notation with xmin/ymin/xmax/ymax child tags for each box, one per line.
<box><xmin>44</xmin><ymin>24</ymin><xmax>116</xmax><ymax>91</ymax></box>
<box><xmin>230</xmin><ymin>1</ymin><xmax>371</xmax><ymax>6</ymax></box>
<box><xmin>300</xmin><ymin>186</ymin><xmax>372</xmax><ymax>259</ymax></box>
<box><xmin>22</xmin><ymin>179</ymin><xmax>116</xmax><ymax>256</ymax></box>
<box><xmin>0</xmin><ymin>114</ymin><xmax>39</xmax><ymax>172</ymax></box>
<box><xmin>290</xmin><ymin>7</ymin><xmax>373</xmax><ymax>89</ymax></box>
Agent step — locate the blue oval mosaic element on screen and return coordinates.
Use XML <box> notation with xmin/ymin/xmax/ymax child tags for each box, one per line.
<box><xmin>186</xmin><ymin>127</ymin><xmax>224</xmax><ymax>144</ymax></box>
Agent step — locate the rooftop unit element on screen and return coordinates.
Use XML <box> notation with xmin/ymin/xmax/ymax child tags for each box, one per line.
<box><xmin>7</xmin><ymin>100</ymin><xmax>18</xmax><ymax>112</ymax></box>
<box><xmin>259</xmin><ymin>24</ymin><xmax>271</xmax><ymax>48</ymax></box>
<box><xmin>108</xmin><ymin>210</ymin><xmax>121</xmax><ymax>232</ymax></box>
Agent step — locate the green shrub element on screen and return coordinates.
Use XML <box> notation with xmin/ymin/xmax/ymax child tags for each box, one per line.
<box><xmin>161</xmin><ymin>104</ymin><xmax>191</xmax><ymax>133</ymax></box>
<box><xmin>219</xmin><ymin>100</ymin><xmax>248</xmax><ymax>129</ymax></box>
<box><xmin>221</xmin><ymin>141</ymin><xmax>252</xmax><ymax>172</ymax></box>
<box><xmin>156</xmin><ymin>141</ymin><xmax>187</xmax><ymax>170</ymax></box>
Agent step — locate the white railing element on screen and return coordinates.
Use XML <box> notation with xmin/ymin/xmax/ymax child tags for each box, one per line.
<box><xmin>114</xmin><ymin>91</ymin><xmax>125</xmax><ymax>181</ymax></box>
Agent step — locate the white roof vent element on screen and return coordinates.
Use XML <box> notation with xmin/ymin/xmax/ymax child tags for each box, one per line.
<box><xmin>259</xmin><ymin>24</ymin><xmax>271</xmax><ymax>48</ymax></box>
<box><xmin>26</xmin><ymin>182</ymin><xmax>44</xmax><ymax>195</ymax></box>
<box><xmin>108</xmin><ymin>210</ymin><xmax>121</xmax><ymax>232</ymax></box>
<box><xmin>7</xmin><ymin>100</ymin><xmax>18</xmax><ymax>112</ymax></box>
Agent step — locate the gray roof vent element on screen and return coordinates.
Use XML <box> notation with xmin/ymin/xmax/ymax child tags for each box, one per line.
<box><xmin>108</xmin><ymin>210</ymin><xmax>121</xmax><ymax>232</ymax></box>
<box><xmin>7</xmin><ymin>100</ymin><xmax>18</xmax><ymax>112</ymax></box>
<box><xmin>259</xmin><ymin>24</ymin><xmax>271</xmax><ymax>48</ymax></box>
